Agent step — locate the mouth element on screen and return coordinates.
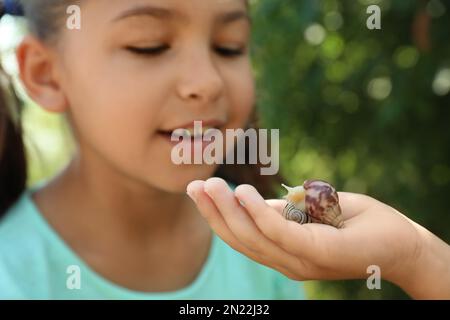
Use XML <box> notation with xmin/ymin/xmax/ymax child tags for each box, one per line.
<box><xmin>157</xmin><ymin>120</ymin><xmax>225</xmax><ymax>141</ymax></box>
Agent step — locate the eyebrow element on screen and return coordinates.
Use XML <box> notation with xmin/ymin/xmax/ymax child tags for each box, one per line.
<box><xmin>113</xmin><ymin>6</ymin><xmax>172</xmax><ymax>21</ymax></box>
<box><xmin>112</xmin><ymin>5</ymin><xmax>252</xmax><ymax>26</ymax></box>
<box><xmin>220</xmin><ymin>10</ymin><xmax>252</xmax><ymax>26</ymax></box>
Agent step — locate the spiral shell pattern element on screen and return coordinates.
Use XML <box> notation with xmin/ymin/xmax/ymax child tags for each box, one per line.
<box><xmin>282</xmin><ymin>202</ymin><xmax>312</xmax><ymax>224</ymax></box>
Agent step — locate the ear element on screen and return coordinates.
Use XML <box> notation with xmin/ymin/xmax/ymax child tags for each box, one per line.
<box><xmin>16</xmin><ymin>36</ymin><xmax>68</xmax><ymax>113</ymax></box>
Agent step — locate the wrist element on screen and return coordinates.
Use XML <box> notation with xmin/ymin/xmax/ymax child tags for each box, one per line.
<box><xmin>391</xmin><ymin>221</ymin><xmax>450</xmax><ymax>299</ymax></box>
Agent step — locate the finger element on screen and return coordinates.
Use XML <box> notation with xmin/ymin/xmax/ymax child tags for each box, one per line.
<box><xmin>265</xmin><ymin>199</ymin><xmax>287</xmax><ymax>215</ymax></box>
<box><xmin>188</xmin><ymin>181</ymin><xmax>348</xmax><ymax>281</ymax></box>
<box><xmin>203</xmin><ymin>178</ymin><xmax>298</xmax><ymax>268</ymax></box>
<box><xmin>234</xmin><ymin>184</ymin><xmax>346</xmax><ymax>265</ymax></box>
<box><xmin>188</xmin><ymin>180</ymin><xmax>300</xmax><ymax>278</ymax></box>
<box><xmin>187</xmin><ymin>180</ymin><xmax>264</xmax><ymax>262</ymax></box>
<box><xmin>204</xmin><ymin>178</ymin><xmax>280</xmax><ymax>252</ymax></box>
<box><xmin>338</xmin><ymin>192</ymin><xmax>378</xmax><ymax>220</ymax></box>
<box><xmin>187</xmin><ymin>181</ymin><xmax>303</xmax><ymax>280</ymax></box>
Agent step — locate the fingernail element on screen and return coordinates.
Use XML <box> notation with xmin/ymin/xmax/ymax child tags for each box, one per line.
<box><xmin>186</xmin><ymin>189</ymin><xmax>197</xmax><ymax>203</ymax></box>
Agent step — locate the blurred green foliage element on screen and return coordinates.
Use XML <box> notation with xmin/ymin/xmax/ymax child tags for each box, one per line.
<box><xmin>251</xmin><ymin>0</ymin><xmax>450</xmax><ymax>299</ymax></box>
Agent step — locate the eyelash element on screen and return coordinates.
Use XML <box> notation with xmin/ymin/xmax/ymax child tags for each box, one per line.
<box><xmin>214</xmin><ymin>46</ymin><xmax>245</xmax><ymax>57</ymax></box>
<box><xmin>125</xmin><ymin>45</ymin><xmax>245</xmax><ymax>58</ymax></box>
<box><xmin>126</xmin><ymin>45</ymin><xmax>170</xmax><ymax>55</ymax></box>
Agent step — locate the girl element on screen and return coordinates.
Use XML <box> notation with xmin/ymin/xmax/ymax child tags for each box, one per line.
<box><xmin>1</xmin><ymin>0</ymin><xmax>449</xmax><ymax>300</ymax></box>
<box><xmin>0</xmin><ymin>0</ymin><xmax>303</xmax><ymax>299</ymax></box>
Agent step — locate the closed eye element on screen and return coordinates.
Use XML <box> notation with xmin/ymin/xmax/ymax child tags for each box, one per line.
<box><xmin>126</xmin><ymin>45</ymin><xmax>170</xmax><ymax>55</ymax></box>
<box><xmin>214</xmin><ymin>46</ymin><xmax>246</xmax><ymax>57</ymax></box>
<box><xmin>125</xmin><ymin>45</ymin><xmax>246</xmax><ymax>57</ymax></box>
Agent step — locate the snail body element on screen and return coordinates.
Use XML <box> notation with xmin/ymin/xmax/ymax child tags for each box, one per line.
<box><xmin>281</xmin><ymin>180</ymin><xmax>344</xmax><ymax>228</ymax></box>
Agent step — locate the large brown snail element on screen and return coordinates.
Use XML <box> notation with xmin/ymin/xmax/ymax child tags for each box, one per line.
<box><xmin>281</xmin><ymin>180</ymin><xmax>345</xmax><ymax>228</ymax></box>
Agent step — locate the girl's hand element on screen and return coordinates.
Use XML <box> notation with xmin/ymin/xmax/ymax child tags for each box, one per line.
<box><xmin>187</xmin><ymin>177</ymin><xmax>450</xmax><ymax>299</ymax></box>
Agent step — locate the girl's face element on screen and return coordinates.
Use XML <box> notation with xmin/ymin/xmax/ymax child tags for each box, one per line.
<box><xmin>57</xmin><ymin>0</ymin><xmax>254</xmax><ymax>192</ymax></box>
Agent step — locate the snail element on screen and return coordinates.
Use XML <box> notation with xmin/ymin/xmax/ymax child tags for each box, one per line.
<box><xmin>282</xmin><ymin>202</ymin><xmax>313</xmax><ymax>224</ymax></box>
<box><xmin>281</xmin><ymin>180</ymin><xmax>345</xmax><ymax>228</ymax></box>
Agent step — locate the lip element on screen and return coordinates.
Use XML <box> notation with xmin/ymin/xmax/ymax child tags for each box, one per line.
<box><xmin>158</xmin><ymin>119</ymin><xmax>226</xmax><ymax>133</ymax></box>
<box><xmin>156</xmin><ymin>121</ymin><xmax>220</xmax><ymax>152</ymax></box>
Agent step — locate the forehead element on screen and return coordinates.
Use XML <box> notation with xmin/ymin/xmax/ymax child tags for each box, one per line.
<box><xmin>104</xmin><ymin>0</ymin><xmax>250</xmax><ymax>25</ymax></box>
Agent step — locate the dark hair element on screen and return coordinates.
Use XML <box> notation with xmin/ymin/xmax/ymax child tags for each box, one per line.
<box><xmin>0</xmin><ymin>0</ymin><xmax>284</xmax><ymax>217</ymax></box>
<box><xmin>0</xmin><ymin>0</ymin><xmax>74</xmax><ymax>216</ymax></box>
<box><xmin>19</xmin><ymin>0</ymin><xmax>78</xmax><ymax>41</ymax></box>
<box><xmin>0</xmin><ymin>63</ymin><xmax>26</xmax><ymax>215</ymax></box>
<box><xmin>214</xmin><ymin>109</ymin><xmax>285</xmax><ymax>198</ymax></box>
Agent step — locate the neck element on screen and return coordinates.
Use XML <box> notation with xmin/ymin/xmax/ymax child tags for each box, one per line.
<box><xmin>39</xmin><ymin>152</ymin><xmax>197</xmax><ymax>244</ymax></box>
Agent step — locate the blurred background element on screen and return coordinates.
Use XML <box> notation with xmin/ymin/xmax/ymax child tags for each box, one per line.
<box><xmin>1</xmin><ymin>0</ymin><xmax>450</xmax><ymax>299</ymax></box>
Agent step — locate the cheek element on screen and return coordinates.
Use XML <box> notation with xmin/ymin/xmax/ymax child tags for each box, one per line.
<box><xmin>227</xmin><ymin>65</ymin><xmax>256</xmax><ymax>128</ymax></box>
<box><xmin>61</xmin><ymin>56</ymin><xmax>218</xmax><ymax>192</ymax></box>
<box><xmin>63</xmin><ymin>60</ymin><xmax>164</xmax><ymax>167</ymax></box>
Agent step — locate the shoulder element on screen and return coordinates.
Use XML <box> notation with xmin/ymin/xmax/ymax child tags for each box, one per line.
<box><xmin>0</xmin><ymin>191</ymin><xmax>50</xmax><ymax>298</ymax></box>
<box><xmin>0</xmin><ymin>190</ymin><xmax>43</xmax><ymax>245</ymax></box>
<box><xmin>0</xmin><ymin>191</ymin><xmax>40</xmax><ymax>250</ymax></box>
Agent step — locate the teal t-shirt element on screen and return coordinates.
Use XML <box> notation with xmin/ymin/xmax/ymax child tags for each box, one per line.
<box><xmin>0</xmin><ymin>186</ymin><xmax>306</xmax><ymax>299</ymax></box>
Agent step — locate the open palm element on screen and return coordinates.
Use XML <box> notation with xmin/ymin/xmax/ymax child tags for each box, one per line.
<box><xmin>187</xmin><ymin>177</ymin><xmax>422</xmax><ymax>284</ymax></box>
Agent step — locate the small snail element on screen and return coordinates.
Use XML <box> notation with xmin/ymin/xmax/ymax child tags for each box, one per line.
<box><xmin>281</xmin><ymin>180</ymin><xmax>345</xmax><ymax>228</ymax></box>
<box><xmin>282</xmin><ymin>202</ymin><xmax>313</xmax><ymax>224</ymax></box>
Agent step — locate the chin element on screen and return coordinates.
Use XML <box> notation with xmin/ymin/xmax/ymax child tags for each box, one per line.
<box><xmin>151</xmin><ymin>164</ymin><xmax>219</xmax><ymax>193</ymax></box>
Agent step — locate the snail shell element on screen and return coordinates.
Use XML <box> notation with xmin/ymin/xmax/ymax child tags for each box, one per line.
<box><xmin>282</xmin><ymin>202</ymin><xmax>312</xmax><ymax>224</ymax></box>
<box><xmin>281</xmin><ymin>180</ymin><xmax>344</xmax><ymax>228</ymax></box>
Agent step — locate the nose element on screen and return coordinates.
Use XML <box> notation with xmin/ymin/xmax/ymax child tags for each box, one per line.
<box><xmin>176</xmin><ymin>44</ymin><xmax>224</xmax><ymax>105</ymax></box>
